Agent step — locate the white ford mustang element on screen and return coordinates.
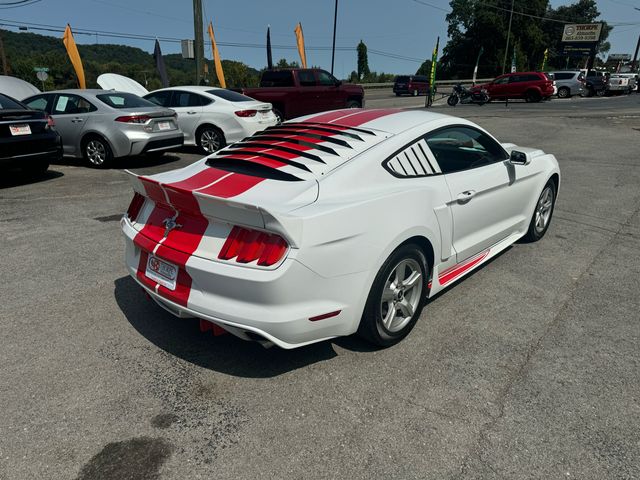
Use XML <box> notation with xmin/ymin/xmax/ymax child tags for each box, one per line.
<box><xmin>121</xmin><ymin>108</ymin><xmax>560</xmax><ymax>349</ymax></box>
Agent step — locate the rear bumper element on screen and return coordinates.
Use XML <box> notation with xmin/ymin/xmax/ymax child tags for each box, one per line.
<box><xmin>121</xmin><ymin>218</ymin><xmax>368</xmax><ymax>349</ymax></box>
<box><xmin>0</xmin><ymin>134</ymin><xmax>62</xmax><ymax>167</ymax></box>
<box><xmin>140</xmin><ymin>135</ymin><xmax>185</xmax><ymax>154</ymax></box>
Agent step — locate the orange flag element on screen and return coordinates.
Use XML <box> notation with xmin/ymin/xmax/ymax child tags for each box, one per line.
<box><xmin>294</xmin><ymin>22</ymin><xmax>307</xmax><ymax>68</ymax></box>
<box><xmin>208</xmin><ymin>21</ymin><xmax>226</xmax><ymax>88</ymax></box>
<box><xmin>62</xmin><ymin>24</ymin><xmax>86</xmax><ymax>89</ymax></box>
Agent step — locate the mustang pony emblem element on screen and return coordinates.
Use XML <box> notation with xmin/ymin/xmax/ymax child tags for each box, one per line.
<box><xmin>162</xmin><ymin>214</ymin><xmax>182</xmax><ymax>238</ymax></box>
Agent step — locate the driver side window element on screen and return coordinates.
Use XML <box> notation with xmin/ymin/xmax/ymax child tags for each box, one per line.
<box><xmin>425</xmin><ymin>126</ymin><xmax>508</xmax><ymax>174</ymax></box>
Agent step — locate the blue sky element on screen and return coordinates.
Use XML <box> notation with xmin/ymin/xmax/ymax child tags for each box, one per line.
<box><xmin>0</xmin><ymin>0</ymin><xmax>638</xmax><ymax>78</ymax></box>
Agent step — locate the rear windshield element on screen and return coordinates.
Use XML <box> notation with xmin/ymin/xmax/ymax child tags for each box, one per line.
<box><xmin>395</xmin><ymin>76</ymin><xmax>410</xmax><ymax>83</ymax></box>
<box><xmin>96</xmin><ymin>93</ymin><xmax>156</xmax><ymax>109</ymax></box>
<box><xmin>260</xmin><ymin>71</ymin><xmax>294</xmax><ymax>87</ymax></box>
<box><xmin>0</xmin><ymin>94</ymin><xmax>25</xmax><ymax>110</ymax></box>
<box><xmin>207</xmin><ymin>89</ymin><xmax>254</xmax><ymax>102</ymax></box>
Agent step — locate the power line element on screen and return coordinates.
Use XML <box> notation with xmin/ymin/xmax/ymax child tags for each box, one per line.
<box><xmin>0</xmin><ymin>0</ymin><xmax>41</xmax><ymax>8</ymax></box>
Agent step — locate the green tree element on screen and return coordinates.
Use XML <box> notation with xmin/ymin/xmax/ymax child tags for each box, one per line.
<box><xmin>441</xmin><ymin>0</ymin><xmax>550</xmax><ymax>78</ymax></box>
<box><xmin>542</xmin><ymin>0</ymin><xmax>612</xmax><ymax>69</ymax></box>
<box><xmin>416</xmin><ymin>59</ymin><xmax>433</xmax><ymax>76</ymax></box>
<box><xmin>357</xmin><ymin>40</ymin><xmax>370</xmax><ymax>80</ymax></box>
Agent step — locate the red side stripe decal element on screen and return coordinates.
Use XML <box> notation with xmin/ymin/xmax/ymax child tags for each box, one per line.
<box><xmin>438</xmin><ymin>249</ymin><xmax>490</xmax><ymax>286</ymax></box>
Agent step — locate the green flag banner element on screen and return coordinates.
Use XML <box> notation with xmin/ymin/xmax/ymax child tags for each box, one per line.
<box><xmin>428</xmin><ymin>36</ymin><xmax>439</xmax><ymax>106</ymax></box>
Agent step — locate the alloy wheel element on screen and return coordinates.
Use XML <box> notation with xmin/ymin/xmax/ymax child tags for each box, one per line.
<box><xmin>379</xmin><ymin>258</ymin><xmax>423</xmax><ymax>333</ymax></box>
<box><xmin>534</xmin><ymin>186</ymin><xmax>554</xmax><ymax>234</ymax></box>
<box><xmin>200</xmin><ymin>129</ymin><xmax>221</xmax><ymax>153</ymax></box>
<box><xmin>86</xmin><ymin>140</ymin><xmax>106</xmax><ymax>166</ymax></box>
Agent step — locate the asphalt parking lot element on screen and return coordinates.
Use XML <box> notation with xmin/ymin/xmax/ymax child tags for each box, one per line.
<box><xmin>1</xmin><ymin>94</ymin><xmax>639</xmax><ymax>480</ymax></box>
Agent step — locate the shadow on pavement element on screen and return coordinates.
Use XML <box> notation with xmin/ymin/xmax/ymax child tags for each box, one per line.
<box><xmin>0</xmin><ymin>168</ymin><xmax>64</xmax><ymax>189</ymax></box>
<box><xmin>114</xmin><ymin>276</ymin><xmax>357</xmax><ymax>378</ymax></box>
<box><xmin>50</xmin><ymin>152</ymin><xmax>183</xmax><ymax>170</ymax></box>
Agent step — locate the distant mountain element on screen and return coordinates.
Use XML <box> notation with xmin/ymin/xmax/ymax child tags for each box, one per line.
<box><xmin>0</xmin><ymin>29</ymin><xmax>260</xmax><ymax>91</ymax></box>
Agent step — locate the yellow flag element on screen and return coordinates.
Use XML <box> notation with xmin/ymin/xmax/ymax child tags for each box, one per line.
<box><xmin>62</xmin><ymin>24</ymin><xmax>86</xmax><ymax>89</ymax></box>
<box><xmin>208</xmin><ymin>21</ymin><xmax>226</xmax><ymax>89</ymax></box>
<box><xmin>294</xmin><ymin>23</ymin><xmax>307</xmax><ymax>68</ymax></box>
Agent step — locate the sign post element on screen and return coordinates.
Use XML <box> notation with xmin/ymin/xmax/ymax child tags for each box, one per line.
<box><xmin>34</xmin><ymin>67</ymin><xmax>49</xmax><ymax>91</ymax></box>
<box><xmin>561</xmin><ymin>24</ymin><xmax>602</xmax><ymax>71</ymax></box>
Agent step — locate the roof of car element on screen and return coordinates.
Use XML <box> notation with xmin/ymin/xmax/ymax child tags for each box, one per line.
<box><xmin>42</xmin><ymin>89</ymin><xmax>130</xmax><ymax>96</ymax></box>
<box><xmin>149</xmin><ymin>86</ymin><xmax>224</xmax><ymax>94</ymax></box>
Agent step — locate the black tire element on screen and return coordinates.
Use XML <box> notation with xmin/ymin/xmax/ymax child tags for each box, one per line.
<box><xmin>272</xmin><ymin>108</ymin><xmax>284</xmax><ymax>124</ymax></box>
<box><xmin>196</xmin><ymin>125</ymin><xmax>225</xmax><ymax>155</ymax></box>
<box><xmin>525</xmin><ymin>90</ymin><xmax>542</xmax><ymax>103</ymax></box>
<box><xmin>522</xmin><ymin>181</ymin><xmax>556</xmax><ymax>243</ymax></box>
<box><xmin>395</xmin><ymin>92</ymin><xmax>401</xmax><ymax>97</ymax></box>
<box><xmin>447</xmin><ymin>95</ymin><xmax>459</xmax><ymax>107</ymax></box>
<box><xmin>346</xmin><ymin>99</ymin><xmax>361</xmax><ymax>108</ymax></box>
<box><xmin>557</xmin><ymin>87</ymin><xmax>570</xmax><ymax>99</ymax></box>
<box><xmin>82</xmin><ymin>135</ymin><xmax>113</xmax><ymax>168</ymax></box>
<box><xmin>358</xmin><ymin>244</ymin><xmax>428</xmax><ymax>347</ymax></box>
<box><xmin>596</xmin><ymin>88</ymin><xmax>606</xmax><ymax>97</ymax></box>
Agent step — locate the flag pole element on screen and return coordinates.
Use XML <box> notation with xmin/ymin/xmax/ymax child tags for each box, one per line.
<box><xmin>331</xmin><ymin>0</ymin><xmax>338</xmax><ymax>75</ymax></box>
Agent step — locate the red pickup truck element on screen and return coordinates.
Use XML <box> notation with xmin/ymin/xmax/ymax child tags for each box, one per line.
<box><xmin>240</xmin><ymin>68</ymin><xmax>365</xmax><ymax>121</ymax></box>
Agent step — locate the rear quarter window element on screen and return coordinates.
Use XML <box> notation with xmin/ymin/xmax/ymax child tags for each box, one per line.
<box><xmin>0</xmin><ymin>94</ymin><xmax>26</xmax><ymax>110</ymax></box>
<box><xmin>260</xmin><ymin>71</ymin><xmax>295</xmax><ymax>87</ymax></box>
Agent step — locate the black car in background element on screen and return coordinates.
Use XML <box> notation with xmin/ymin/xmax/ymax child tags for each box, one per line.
<box><xmin>0</xmin><ymin>93</ymin><xmax>62</xmax><ymax>174</ymax></box>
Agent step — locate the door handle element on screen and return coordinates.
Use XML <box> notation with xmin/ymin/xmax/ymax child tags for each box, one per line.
<box><xmin>71</xmin><ymin>117</ymin><xmax>84</xmax><ymax>123</ymax></box>
<box><xmin>186</xmin><ymin>111</ymin><xmax>197</xmax><ymax>115</ymax></box>
<box><xmin>457</xmin><ymin>190</ymin><xmax>476</xmax><ymax>203</ymax></box>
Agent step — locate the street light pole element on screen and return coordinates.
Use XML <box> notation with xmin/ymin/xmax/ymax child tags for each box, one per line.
<box><xmin>331</xmin><ymin>0</ymin><xmax>339</xmax><ymax>76</ymax></box>
<box><xmin>501</xmin><ymin>0</ymin><xmax>515</xmax><ymax>74</ymax></box>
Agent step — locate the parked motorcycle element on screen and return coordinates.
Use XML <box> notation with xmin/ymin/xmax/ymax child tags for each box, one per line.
<box><xmin>447</xmin><ymin>83</ymin><xmax>489</xmax><ymax>106</ymax></box>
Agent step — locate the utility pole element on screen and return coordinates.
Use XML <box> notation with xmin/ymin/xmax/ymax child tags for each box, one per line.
<box><xmin>501</xmin><ymin>0</ymin><xmax>515</xmax><ymax>74</ymax></box>
<box><xmin>193</xmin><ymin>0</ymin><xmax>205</xmax><ymax>85</ymax></box>
<box><xmin>331</xmin><ymin>0</ymin><xmax>338</xmax><ymax>76</ymax></box>
<box><xmin>0</xmin><ymin>28</ymin><xmax>9</xmax><ymax>75</ymax></box>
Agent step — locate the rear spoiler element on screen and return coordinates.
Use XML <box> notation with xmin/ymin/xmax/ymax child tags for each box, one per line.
<box><xmin>125</xmin><ymin>169</ymin><xmax>303</xmax><ymax>247</ymax></box>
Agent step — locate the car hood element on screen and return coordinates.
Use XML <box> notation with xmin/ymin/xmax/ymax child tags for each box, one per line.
<box><xmin>97</xmin><ymin>73</ymin><xmax>149</xmax><ymax>96</ymax></box>
<box><xmin>0</xmin><ymin>75</ymin><xmax>40</xmax><ymax>100</ymax></box>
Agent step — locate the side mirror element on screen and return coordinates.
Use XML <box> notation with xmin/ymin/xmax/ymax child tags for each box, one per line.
<box><xmin>509</xmin><ymin>150</ymin><xmax>531</xmax><ymax>166</ymax></box>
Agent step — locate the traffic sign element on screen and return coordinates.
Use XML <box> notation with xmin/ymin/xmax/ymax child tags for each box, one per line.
<box><xmin>33</xmin><ymin>67</ymin><xmax>49</xmax><ymax>72</ymax></box>
<box><xmin>36</xmin><ymin>71</ymin><xmax>48</xmax><ymax>82</ymax></box>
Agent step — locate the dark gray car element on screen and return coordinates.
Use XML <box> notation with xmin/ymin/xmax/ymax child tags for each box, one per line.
<box><xmin>23</xmin><ymin>89</ymin><xmax>184</xmax><ymax>168</ymax></box>
<box><xmin>549</xmin><ymin>71</ymin><xmax>585</xmax><ymax>98</ymax></box>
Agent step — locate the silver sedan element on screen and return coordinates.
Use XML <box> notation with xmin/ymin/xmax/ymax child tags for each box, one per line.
<box><xmin>22</xmin><ymin>89</ymin><xmax>184</xmax><ymax>168</ymax></box>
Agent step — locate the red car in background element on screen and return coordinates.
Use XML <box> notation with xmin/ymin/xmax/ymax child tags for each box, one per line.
<box><xmin>474</xmin><ymin>72</ymin><xmax>554</xmax><ymax>102</ymax></box>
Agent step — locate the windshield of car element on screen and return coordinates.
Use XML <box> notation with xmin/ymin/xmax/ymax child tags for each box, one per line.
<box><xmin>96</xmin><ymin>92</ymin><xmax>157</xmax><ymax>109</ymax></box>
<box><xmin>0</xmin><ymin>94</ymin><xmax>25</xmax><ymax>110</ymax></box>
<box><xmin>206</xmin><ymin>89</ymin><xmax>254</xmax><ymax>102</ymax></box>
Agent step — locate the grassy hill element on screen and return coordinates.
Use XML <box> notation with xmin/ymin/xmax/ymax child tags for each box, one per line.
<box><xmin>0</xmin><ymin>29</ymin><xmax>260</xmax><ymax>90</ymax></box>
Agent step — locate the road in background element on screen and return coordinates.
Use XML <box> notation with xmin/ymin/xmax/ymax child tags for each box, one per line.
<box><xmin>1</xmin><ymin>95</ymin><xmax>639</xmax><ymax>479</ymax></box>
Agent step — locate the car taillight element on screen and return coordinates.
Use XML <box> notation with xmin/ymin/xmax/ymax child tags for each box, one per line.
<box><xmin>218</xmin><ymin>226</ymin><xmax>288</xmax><ymax>266</ymax></box>
<box><xmin>45</xmin><ymin>115</ymin><xmax>55</xmax><ymax>128</ymax></box>
<box><xmin>126</xmin><ymin>192</ymin><xmax>145</xmax><ymax>222</ymax></box>
<box><xmin>115</xmin><ymin>115</ymin><xmax>151</xmax><ymax>124</ymax></box>
<box><xmin>234</xmin><ymin>110</ymin><xmax>257</xmax><ymax>118</ymax></box>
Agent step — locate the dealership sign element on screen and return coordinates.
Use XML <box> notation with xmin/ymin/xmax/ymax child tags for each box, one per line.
<box><xmin>562</xmin><ymin>24</ymin><xmax>603</xmax><ymax>43</ymax></box>
<box><xmin>607</xmin><ymin>53</ymin><xmax>631</xmax><ymax>62</ymax></box>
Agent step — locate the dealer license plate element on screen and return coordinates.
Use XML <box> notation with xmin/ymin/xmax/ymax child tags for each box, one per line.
<box><xmin>157</xmin><ymin>121</ymin><xmax>172</xmax><ymax>131</ymax></box>
<box><xmin>145</xmin><ymin>254</ymin><xmax>178</xmax><ymax>290</ymax></box>
<box><xmin>9</xmin><ymin>124</ymin><xmax>31</xmax><ymax>136</ymax></box>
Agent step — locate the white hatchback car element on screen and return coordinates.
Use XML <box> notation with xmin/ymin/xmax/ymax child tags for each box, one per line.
<box><xmin>144</xmin><ymin>86</ymin><xmax>277</xmax><ymax>154</ymax></box>
<box><xmin>121</xmin><ymin>108</ymin><xmax>560</xmax><ymax>349</ymax></box>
